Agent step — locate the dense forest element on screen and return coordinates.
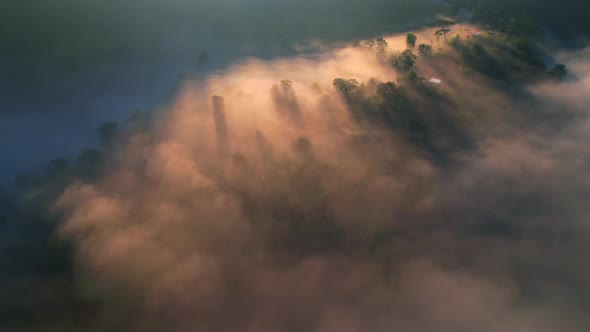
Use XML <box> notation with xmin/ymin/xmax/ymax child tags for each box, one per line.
<box><xmin>448</xmin><ymin>0</ymin><xmax>590</xmax><ymax>43</ymax></box>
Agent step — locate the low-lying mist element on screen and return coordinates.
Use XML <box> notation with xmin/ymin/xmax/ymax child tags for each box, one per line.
<box><xmin>40</xmin><ymin>29</ymin><xmax>590</xmax><ymax>332</ymax></box>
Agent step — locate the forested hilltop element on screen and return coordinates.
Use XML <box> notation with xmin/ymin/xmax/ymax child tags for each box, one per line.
<box><xmin>2</xmin><ymin>5</ymin><xmax>590</xmax><ymax>332</ymax></box>
<box><xmin>448</xmin><ymin>0</ymin><xmax>590</xmax><ymax>45</ymax></box>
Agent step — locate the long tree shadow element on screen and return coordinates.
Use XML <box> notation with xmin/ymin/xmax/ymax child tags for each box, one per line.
<box><xmin>212</xmin><ymin>95</ymin><xmax>229</xmax><ymax>156</ymax></box>
<box><xmin>271</xmin><ymin>80</ymin><xmax>305</xmax><ymax>128</ymax></box>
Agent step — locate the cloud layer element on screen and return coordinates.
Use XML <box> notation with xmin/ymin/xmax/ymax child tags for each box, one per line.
<box><xmin>55</xmin><ymin>34</ymin><xmax>590</xmax><ymax>332</ymax></box>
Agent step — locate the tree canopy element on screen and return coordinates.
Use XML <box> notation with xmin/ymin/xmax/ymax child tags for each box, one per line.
<box><xmin>391</xmin><ymin>50</ymin><xmax>418</xmax><ymax>72</ymax></box>
<box><xmin>406</xmin><ymin>33</ymin><xmax>417</xmax><ymax>49</ymax></box>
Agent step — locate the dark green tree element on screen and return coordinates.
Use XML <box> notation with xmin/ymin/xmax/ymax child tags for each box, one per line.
<box><xmin>375</xmin><ymin>37</ymin><xmax>389</xmax><ymax>56</ymax></box>
<box><xmin>434</xmin><ymin>19</ymin><xmax>455</xmax><ymax>41</ymax></box>
<box><xmin>391</xmin><ymin>50</ymin><xmax>418</xmax><ymax>72</ymax></box>
<box><xmin>418</xmin><ymin>44</ymin><xmax>433</xmax><ymax>56</ymax></box>
<box><xmin>406</xmin><ymin>33</ymin><xmax>417</xmax><ymax>49</ymax></box>
<box><xmin>333</xmin><ymin>78</ymin><xmax>360</xmax><ymax>95</ymax></box>
<box><xmin>377</xmin><ymin>82</ymin><xmax>405</xmax><ymax>105</ymax></box>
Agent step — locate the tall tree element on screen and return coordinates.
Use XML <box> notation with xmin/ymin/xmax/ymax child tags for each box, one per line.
<box><xmin>333</xmin><ymin>78</ymin><xmax>360</xmax><ymax>95</ymax></box>
<box><xmin>434</xmin><ymin>19</ymin><xmax>455</xmax><ymax>41</ymax></box>
<box><xmin>406</xmin><ymin>33</ymin><xmax>417</xmax><ymax>49</ymax></box>
<box><xmin>391</xmin><ymin>50</ymin><xmax>418</xmax><ymax>72</ymax></box>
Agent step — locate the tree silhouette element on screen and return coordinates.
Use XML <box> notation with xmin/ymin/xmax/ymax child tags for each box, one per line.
<box><xmin>212</xmin><ymin>95</ymin><xmax>229</xmax><ymax>155</ymax></box>
<box><xmin>377</xmin><ymin>82</ymin><xmax>405</xmax><ymax>106</ymax></box>
<box><xmin>434</xmin><ymin>19</ymin><xmax>454</xmax><ymax>41</ymax></box>
<box><xmin>390</xmin><ymin>50</ymin><xmax>418</xmax><ymax>72</ymax></box>
<box><xmin>406</xmin><ymin>33</ymin><xmax>417</xmax><ymax>49</ymax></box>
<box><xmin>332</xmin><ymin>78</ymin><xmax>360</xmax><ymax>95</ymax></box>
<box><xmin>271</xmin><ymin>80</ymin><xmax>304</xmax><ymax>126</ymax></box>
<box><xmin>418</xmin><ymin>44</ymin><xmax>432</xmax><ymax>56</ymax></box>
<box><xmin>375</xmin><ymin>37</ymin><xmax>389</xmax><ymax>56</ymax></box>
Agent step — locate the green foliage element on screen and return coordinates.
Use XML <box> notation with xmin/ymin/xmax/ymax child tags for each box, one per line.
<box><xmin>433</xmin><ymin>18</ymin><xmax>455</xmax><ymax>27</ymax></box>
<box><xmin>390</xmin><ymin>50</ymin><xmax>418</xmax><ymax>72</ymax></box>
<box><xmin>448</xmin><ymin>30</ymin><xmax>551</xmax><ymax>83</ymax></box>
<box><xmin>333</xmin><ymin>78</ymin><xmax>360</xmax><ymax>95</ymax></box>
<box><xmin>376</xmin><ymin>82</ymin><xmax>405</xmax><ymax>105</ymax></box>
<box><xmin>432</xmin><ymin>18</ymin><xmax>454</xmax><ymax>41</ymax></box>
<box><xmin>434</xmin><ymin>27</ymin><xmax>451</xmax><ymax>41</ymax></box>
<box><xmin>404</xmin><ymin>71</ymin><xmax>426</xmax><ymax>85</ymax></box>
<box><xmin>406</xmin><ymin>33</ymin><xmax>417</xmax><ymax>49</ymax></box>
<box><xmin>374</xmin><ymin>38</ymin><xmax>389</xmax><ymax>56</ymax></box>
<box><xmin>450</xmin><ymin>36</ymin><xmax>507</xmax><ymax>80</ymax></box>
<box><xmin>418</xmin><ymin>43</ymin><xmax>432</xmax><ymax>56</ymax></box>
<box><xmin>373</xmin><ymin>80</ymin><xmax>427</xmax><ymax>136</ymax></box>
<box><xmin>355</xmin><ymin>38</ymin><xmax>389</xmax><ymax>58</ymax></box>
<box><xmin>507</xmin><ymin>36</ymin><xmax>545</xmax><ymax>69</ymax></box>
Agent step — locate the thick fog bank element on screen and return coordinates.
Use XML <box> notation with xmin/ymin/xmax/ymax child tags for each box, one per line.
<box><xmin>43</xmin><ymin>38</ymin><xmax>590</xmax><ymax>331</ymax></box>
